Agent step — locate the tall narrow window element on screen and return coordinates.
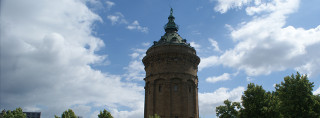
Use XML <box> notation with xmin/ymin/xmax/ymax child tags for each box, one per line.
<box><xmin>189</xmin><ymin>87</ymin><xmax>192</xmax><ymax>93</ymax></box>
<box><xmin>159</xmin><ymin>85</ymin><xmax>162</xmax><ymax>92</ymax></box>
<box><xmin>174</xmin><ymin>85</ymin><xmax>178</xmax><ymax>91</ymax></box>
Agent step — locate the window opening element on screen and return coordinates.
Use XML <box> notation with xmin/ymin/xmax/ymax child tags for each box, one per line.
<box><xmin>159</xmin><ymin>85</ymin><xmax>162</xmax><ymax>92</ymax></box>
<box><xmin>174</xmin><ymin>85</ymin><xmax>178</xmax><ymax>91</ymax></box>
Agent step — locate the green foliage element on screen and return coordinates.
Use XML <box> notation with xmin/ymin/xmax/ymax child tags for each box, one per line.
<box><xmin>216</xmin><ymin>99</ymin><xmax>241</xmax><ymax>118</ymax></box>
<box><xmin>1</xmin><ymin>108</ymin><xmax>26</xmax><ymax>118</ymax></box>
<box><xmin>149</xmin><ymin>114</ymin><xmax>161</xmax><ymax>118</ymax></box>
<box><xmin>216</xmin><ymin>72</ymin><xmax>320</xmax><ymax>118</ymax></box>
<box><xmin>275</xmin><ymin>72</ymin><xmax>316</xmax><ymax>117</ymax></box>
<box><xmin>313</xmin><ymin>95</ymin><xmax>320</xmax><ymax>117</ymax></box>
<box><xmin>57</xmin><ymin>109</ymin><xmax>77</xmax><ymax>118</ymax></box>
<box><xmin>263</xmin><ymin>92</ymin><xmax>280</xmax><ymax>117</ymax></box>
<box><xmin>98</xmin><ymin>109</ymin><xmax>113</xmax><ymax>118</ymax></box>
<box><xmin>240</xmin><ymin>83</ymin><xmax>268</xmax><ymax>118</ymax></box>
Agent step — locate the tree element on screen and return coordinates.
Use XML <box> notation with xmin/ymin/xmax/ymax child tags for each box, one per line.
<box><xmin>275</xmin><ymin>72</ymin><xmax>316</xmax><ymax>117</ymax></box>
<box><xmin>216</xmin><ymin>99</ymin><xmax>241</xmax><ymax>118</ymax></box>
<box><xmin>149</xmin><ymin>114</ymin><xmax>161</xmax><ymax>118</ymax></box>
<box><xmin>1</xmin><ymin>108</ymin><xmax>26</xmax><ymax>118</ymax></box>
<box><xmin>56</xmin><ymin>109</ymin><xmax>77</xmax><ymax>118</ymax></box>
<box><xmin>98</xmin><ymin>109</ymin><xmax>113</xmax><ymax>118</ymax></box>
<box><xmin>216</xmin><ymin>72</ymin><xmax>319</xmax><ymax>117</ymax></box>
<box><xmin>263</xmin><ymin>91</ymin><xmax>280</xmax><ymax>117</ymax></box>
<box><xmin>240</xmin><ymin>83</ymin><xmax>269</xmax><ymax>118</ymax></box>
<box><xmin>314</xmin><ymin>95</ymin><xmax>320</xmax><ymax>117</ymax></box>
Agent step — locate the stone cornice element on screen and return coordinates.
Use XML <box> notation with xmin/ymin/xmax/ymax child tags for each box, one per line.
<box><xmin>144</xmin><ymin>72</ymin><xmax>198</xmax><ymax>80</ymax></box>
<box><xmin>143</xmin><ymin>51</ymin><xmax>200</xmax><ymax>68</ymax></box>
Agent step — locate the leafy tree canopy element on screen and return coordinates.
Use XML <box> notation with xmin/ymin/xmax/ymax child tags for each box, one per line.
<box><xmin>216</xmin><ymin>99</ymin><xmax>241</xmax><ymax>118</ymax></box>
<box><xmin>55</xmin><ymin>109</ymin><xmax>77</xmax><ymax>118</ymax></box>
<box><xmin>1</xmin><ymin>108</ymin><xmax>26</xmax><ymax>118</ymax></box>
<box><xmin>240</xmin><ymin>83</ymin><xmax>267</xmax><ymax>118</ymax></box>
<box><xmin>216</xmin><ymin>72</ymin><xmax>320</xmax><ymax>118</ymax></box>
<box><xmin>98</xmin><ymin>109</ymin><xmax>113</xmax><ymax>118</ymax></box>
<box><xmin>275</xmin><ymin>72</ymin><xmax>315</xmax><ymax>117</ymax></box>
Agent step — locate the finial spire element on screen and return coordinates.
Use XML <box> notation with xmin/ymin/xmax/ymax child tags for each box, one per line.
<box><xmin>164</xmin><ymin>8</ymin><xmax>179</xmax><ymax>33</ymax></box>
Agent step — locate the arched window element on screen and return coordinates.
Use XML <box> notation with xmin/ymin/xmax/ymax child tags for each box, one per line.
<box><xmin>155</xmin><ymin>79</ymin><xmax>165</xmax><ymax>93</ymax></box>
<box><xmin>174</xmin><ymin>84</ymin><xmax>178</xmax><ymax>92</ymax></box>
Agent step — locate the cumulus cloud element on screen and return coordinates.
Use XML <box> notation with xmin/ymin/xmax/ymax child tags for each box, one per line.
<box><xmin>0</xmin><ymin>0</ymin><xmax>143</xmax><ymax>117</ymax></box>
<box><xmin>107</xmin><ymin>14</ymin><xmax>148</xmax><ymax>33</ymax></box>
<box><xmin>207</xmin><ymin>0</ymin><xmax>320</xmax><ymax>76</ymax></box>
<box><xmin>206</xmin><ymin>73</ymin><xmax>231</xmax><ymax>83</ymax></box>
<box><xmin>208</xmin><ymin>38</ymin><xmax>222</xmax><ymax>52</ymax></box>
<box><xmin>107</xmin><ymin>12</ymin><xmax>128</xmax><ymax>25</ymax></box>
<box><xmin>123</xmin><ymin>43</ymin><xmax>148</xmax><ymax>81</ymax></box>
<box><xmin>190</xmin><ymin>41</ymin><xmax>201</xmax><ymax>51</ymax></box>
<box><xmin>106</xmin><ymin>1</ymin><xmax>115</xmax><ymax>10</ymax></box>
<box><xmin>246</xmin><ymin>76</ymin><xmax>254</xmax><ymax>82</ymax></box>
<box><xmin>127</xmin><ymin>20</ymin><xmax>149</xmax><ymax>33</ymax></box>
<box><xmin>199</xmin><ymin>56</ymin><xmax>220</xmax><ymax>71</ymax></box>
<box><xmin>213</xmin><ymin>0</ymin><xmax>256</xmax><ymax>13</ymax></box>
<box><xmin>199</xmin><ymin>86</ymin><xmax>245</xmax><ymax>115</ymax></box>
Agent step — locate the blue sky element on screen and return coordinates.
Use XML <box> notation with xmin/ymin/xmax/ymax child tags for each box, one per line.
<box><xmin>1</xmin><ymin>0</ymin><xmax>320</xmax><ymax>118</ymax></box>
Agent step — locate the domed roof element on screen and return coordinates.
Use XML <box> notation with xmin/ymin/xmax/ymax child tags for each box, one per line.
<box><xmin>164</xmin><ymin>8</ymin><xmax>179</xmax><ymax>32</ymax></box>
<box><xmin>152</xmin><ymin>8</ymin><xmax>192</xmax><ymax>48</ymax></box>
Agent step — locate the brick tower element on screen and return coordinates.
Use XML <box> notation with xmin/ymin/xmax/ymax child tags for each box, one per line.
<box><xmin>143</xmin><ymin>8</ymin><xmax>200</xmax><ymax>118</ymax></box>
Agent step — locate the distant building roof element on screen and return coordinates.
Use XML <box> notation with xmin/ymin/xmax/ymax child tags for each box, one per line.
<box><xmin>24</xmin><ymin>112</ymin><xmax>41</xmax><ymax>118</ymax></box>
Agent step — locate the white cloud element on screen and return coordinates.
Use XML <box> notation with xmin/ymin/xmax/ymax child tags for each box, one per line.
<box><xmin>107</xmin><ymin>15</ymin><xmax>119</xmax><ymax>24</ymax></box>
<box><xmin>190</xmin><ymin>41</ymin><xmax>201</xmax><ymax>51</ymax></box>
<box><xmin>110</xmin><ymin>102</ymin><xmax>144</xmax><ymax>118</ymax></box>
<box><xmin>206</xmin><ymin>73</ymin><xmax>231</xmax><ymax>83</ymax></box>
<box><xmin>0</xmin><ymin>0</ymin><xmax>143</xmax><ymax>118</ymax></box>
<box><xmin>208</xmin><ymin>38</ymin><xmax>222</xmax><ymax>52</ymax></box>
<box><xmin>198</xmin><ymin>56</ymin><xmax>220</xmax><ymax>71</ymax></box>
<box><xmin>127</xmin><ymin>20</ymin><xmax>149</xmax><ymax>33</ymax></box>
<box><xmin>123</xmin><ymin>60</ymin><xmax>145</xmax><ymax>81</ymax></box>
<box><xmin>246</xmin><ymin>76</ymin><xmax>254</xmax><ymax>82</ymax></box>
<box><xmin>107</xmin><ymin>13</ymin><xmax>148</xmax><ymax>33</ymax></box>
<box><xmin>123</xmin><ymin>44</ymin><xmax>148</xmax><ymax>81</ymax></box>
<box><xmin>314</xmin><ymin>86</ymin><xmax>320</xmax><ymax>95</ymax></box>
<box><xmin>72</xmin><ymin>105</ymin><xmax>91</xmax><ymax>117</ymax></box>
<box><xmin>106</xmin><ymin>1</ymin><xmax>115</xmax><ymax>10</ymax></box>
<box><xmin>107</xmin><ymin>12</ymin><xmax>128</xmax><ymax>25</ymax></box>
<box><xmin>142</xmin><ymin>42</ymin><xmax>151</xmax><ymax>47</ymax></box>
<box><xmin>209</xmin><ymin>0</ymin><xmax>320</xmax><ymax>76</ymax></box>
<box><xmin>214</xmin><ymin>0</ymin><xmax>254</xmax><ymax>13</ymax></box>
<box><xmin>199</xmin><ymin>86</ymin><xmax>245</xmax><ymax>116</ymax></box>
<box><xmin>225</xmin><ymin>24</ymin><xmax>234</xmax><ymax>31</ymax></box>
<box><xmin>130</xmin><ymin>52</ymin><xmax>140</xmax><ymax>59</ymax></box>
<box><xmin>245</xmin><ymin>0</ymin><xmax>299</xmax><ymax>16</ymax></box>
<box><xmin>90</xmin><ymin>111</ymin><xmax>100</xmax><ymax>118</ymax></box>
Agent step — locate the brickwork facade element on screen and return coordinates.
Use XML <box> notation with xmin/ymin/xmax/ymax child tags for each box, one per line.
<box><xmin>143</xmin><ymin>9</ymin><xmax>200</xmax><ymax>118</ymax></box>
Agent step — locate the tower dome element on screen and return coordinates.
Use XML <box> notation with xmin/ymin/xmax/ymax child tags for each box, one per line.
<box><xmin>152</xmin><ymin>8</ymin><xmax>192</xmax><ymax>48</ymax></box>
